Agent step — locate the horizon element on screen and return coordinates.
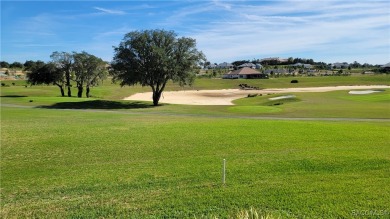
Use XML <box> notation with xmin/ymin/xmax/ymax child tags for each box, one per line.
<box><xmin>1</xmin><ymin>0</ymin><xmax>389</xmax><ymax>65</ymax></box>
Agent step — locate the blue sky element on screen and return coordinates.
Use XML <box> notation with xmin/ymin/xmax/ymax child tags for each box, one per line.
<box><xmin>1</xmin><ymin>0</ymin><xmax>389</xmax><ymax>65</ymax></box>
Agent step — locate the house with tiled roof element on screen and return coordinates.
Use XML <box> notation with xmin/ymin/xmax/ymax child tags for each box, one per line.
<box><xmin>222</xmin><ymin>67</ymin><xmax>268</xmax><ymax>79</ymax></box>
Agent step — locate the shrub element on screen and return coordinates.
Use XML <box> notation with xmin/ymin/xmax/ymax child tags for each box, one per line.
<box><xmin>291</xmin><ymin>80</ymin><xmax>298</xmax><ymax>83</ymax></box>
<box><xmin>247</xmin><ymin>94</ymin><xmax>258</xmax><ymax>98</ymax></box>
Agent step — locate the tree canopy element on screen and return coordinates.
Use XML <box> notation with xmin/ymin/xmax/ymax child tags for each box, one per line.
<box><xmin>26</xmin><ymin>51</ymin><xmax>106</xmax><ymax>98</ymax></box>
<box><xmin>111</xmin><ymin>29</ymin><xmax>205</xmax><ymax>106</ymax></box>
<box><xmin>9</xmin><ymin>62</ymin><xmax>23</xmax><ymax>69</ymax></box>
<box><xmin>27</xmin><ymin>61</ymin><xmax>66</xmax><ymax>96</ymax></box>
<box><xmin>50</xmin><ymin>51</ymin><xmax>74</xmax><ymax>97</ymax></box>
<box><xmin>73</xmin><ymin>51</ymin><xmax>107</xmax><ymax>98</ymax></box>
<box><xmin>0</xmin><ymin>61</ymin><xmax>10</xmax><ymax>68</ymax></box>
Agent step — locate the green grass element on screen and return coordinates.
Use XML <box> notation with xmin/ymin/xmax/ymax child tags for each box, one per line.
<box><xmin>2</xmin><ymin>90</ymin><xmax>389</xmax><ymax>119</ymax></box>
<box><xmin>230</xmin><ymin>90</ymin><xmax>390</xmax><ymax>119</ymax></box>
<box><xmin>2</xmin><ymin>83</ymin><xmax>389</xmax><ymax>119</ymax></box>
<box><xmin>1</xmin><ymin>74</ymin><xmax>389</xmax><ymax>99</ymax></box>
<box><xmin>1</xmin><ymin>106</ymin><xmax>389</xmax><ymax>218</ymax></box>
<box><xmin>228</xmin><ymin>105</ymin><xmax>283</xmax><ymax>114</ymax></box>
<box><xmin>1</xmin><ymin>75</ymin><xmax>390</xmax><ymax>218</ymax></box>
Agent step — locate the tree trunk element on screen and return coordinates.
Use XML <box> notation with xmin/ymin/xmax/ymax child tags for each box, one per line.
<box><xmin>54</xmin><ymin>83</ymin><xmax>65</xmax><ymax>97</ymax></box>
<box><xmin>152</xmin><ymin>90</ymin><xmax>162</xmax><ymax>106</ymax></box>
<box><xmin>151</xmin><ymin>82</ymin><xmax>167</xmax><ymax>106</ymax></box>
<box><xmin>67</xmin><ymin>86</ymin><xmax>72</xmax><ymax>97</ymax></box>
<box><xmin>77</xmin><ymin>86</ymin><xmax>83</xmax><ymax>98</ymax></box>
<box><xmin>66</xmin><ymin>70</ymin><xmax>72</xmax><ymax>97</ymax></box>
<box><xmin>66</xmin><ymin>73</ymin><xmax>71</xmax><ymax>97</ymax></box>
<box><xmin>86</xmin><ymin>86</ymin><xmax>90</xmax><ymax>98</ymax></box>
<box><xmin>58</xmin><ymin>85</ymin><xmax>65</xmax><ymax>97</ymax></box>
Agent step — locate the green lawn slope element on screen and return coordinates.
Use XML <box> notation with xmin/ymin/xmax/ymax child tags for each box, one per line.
<box><xmin>1</xmin><ymin>75</ymin><xmax>390</xmax><ymax>218</ymax></box>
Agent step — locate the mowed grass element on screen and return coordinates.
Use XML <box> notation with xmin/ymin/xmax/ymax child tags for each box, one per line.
<box><xmin>1</xmin><ymin>74</ymin><xmax>389</xmax><ymax>99</ymax></box>
<box><xmin>231</xmin><ymin>90</ymin><xmax>390</xmax><ymax>118</ymax></box>
<box><xmin>1</xmin><ymin>84</ymin><xmax>389</xmax><ymax>119</ymax></box>
<box><xmin>2</xmin><ymin>90</ymin><xmax>389</xmax><ymax>119</ymax></box>
<box><xmin>1</xmin><ymin>75</ymin><xmax>390</xmax><ymax>218</ymax></box>
<box><xmin>1</xmin><ymin>106</ymin><xmax>390</xmax><ymax>218</ymax></box>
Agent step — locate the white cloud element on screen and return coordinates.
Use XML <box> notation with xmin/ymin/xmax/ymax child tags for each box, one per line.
<box><xmin>187</xmin><ymin>0</ymin><xmax>390</xmax><ymax>64</ymax></box>
<box><xmin>93</xmin><ymin>7</ymin><xmax>125</xmax><ymax>15</ymax></box>
<box><xmin>3</xmin><ymin>0</ymin><xmax>389</xmax><ymax>64</ymax></box>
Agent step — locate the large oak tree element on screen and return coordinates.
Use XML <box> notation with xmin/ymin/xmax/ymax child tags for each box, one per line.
<box><xmin>73</xmin><ymin>51</ymin><xmax>107</xmax><ymax>98</ymax></box>
<box><xmin>111</xmin><ymin>29</ymin><xmax>205</xmax><ymax>106</ymax></box>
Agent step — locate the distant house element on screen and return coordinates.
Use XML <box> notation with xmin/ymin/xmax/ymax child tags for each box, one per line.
<box><xmin>381</xmin><ymin>62</ymin><xmax>390</xmax><ymax>69</ymax></box>
<box><xmin>0</xmin><ymin>71</ymin><xmax>8</xmax><ymax>78</ymax></box>
<box><xmin>381</xmin><ymin>62</ymin><xmax>390</xmax><ymax>70</ymax></box>
<box><xmin>223</xmin><ymin>67</ymin><xmax>268</xmax><ymax>79</ymax></box>
<box><xmin>290</xmin><ymin>63</ymin><xmax>313</xmax><ymax>69</ymax></box>
<box><xmin>205</xmin><ymin>63</ymin><xmax>217</xmax><ymax>69</ymax></box>
<box><xmin>260</xmin><ymin>57</ymin><xmax>288</xmax><ymax>64</ymax></box>
<box><xmin>217</xmin><ymin>62</ymin><xmax>234</xmax><ymax>69</ymax></box>
<box><xmin>332</xmin><ymin>62</ymin><xmax>349</xmax><ymax>69</ymax></box>
<box><xmin>238</xmin><ymin>63</ymin><xmax>256</xmax><ymax>69</ymax></box>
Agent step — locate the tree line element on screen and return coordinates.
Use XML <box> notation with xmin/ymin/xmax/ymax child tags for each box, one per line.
<box><xmin>26</xmin><ymin>51</ymin><xmax>108</xmax><ymax>98</ymax></box>
<box><xmin>2</xmin><ymin>29</ymin><xmax>205</xmax><ymax>106</ymax></box>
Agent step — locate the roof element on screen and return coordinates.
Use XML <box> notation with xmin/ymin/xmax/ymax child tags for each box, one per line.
<box><xmin>333</xmin><ymin>62</ymin><xmax>349</xmax><ymax>66</ymax></box>
<box><xmin>381</xmin><ymin>62</ymin><xmax>390</xmax><ymax>68</ymax></box>
<box><xmin>291</xmin><ymin>63</ymin><xmax>313</xmax><ymax>68</ymax></box>
<box><xmin>226</xmin><ymin>67</ymin><xmax>262</xmax><ymax>75</ymax></box>
<box><xmin>206</xmin><ymin>64</ymin><xmax>217</xmax><ymax>68</ymax></box>
<box><xmin>218</xmin><ymin>62</ymin><xmax>233</xmax><ymax>67</ymax></box>
<box><xmin>291</xmin><ymin>62</ymin><xmax>303</xmax><ymax>66</ymax></box>
<box><xmin>238</xmin><ymin>63</ymin><xmax>256</xmax><ymax>68</ymax></box>
<box><xmin>260</xmin><ymin>57</ymin><xmax>288</xmax><ymax>62</ymax></box>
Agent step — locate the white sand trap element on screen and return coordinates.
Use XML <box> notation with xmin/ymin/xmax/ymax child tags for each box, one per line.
<box><xmin>348</xmin><ymin>90</ymin><xmax>383</xmax><ymax>95</ymax></box>
<box><xmin>269</xmin><ymin>95</ymin><xmax>296</xmax><ymax>100</ymax></box>
<box><xmin>124</xmin><ymin>85</ymin><xmax>389</xmax><ymax>105</ymax></box>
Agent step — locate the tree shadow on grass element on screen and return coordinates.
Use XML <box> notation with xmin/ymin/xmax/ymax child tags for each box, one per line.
<box><xmin>1</xmin><ymin>95</ymin><xmax>28</xmax><ymax>98</ymax></box>
<box><xmin>38</xmin><ymin>100</ymin><xmax>155</xmax><ymax>110</ymax></box>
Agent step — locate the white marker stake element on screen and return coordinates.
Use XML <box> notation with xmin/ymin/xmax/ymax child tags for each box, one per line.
<box><xmin>222</xmin><ymin>159</ymin><xmax>226</xmax><ymax>185</ymax></box>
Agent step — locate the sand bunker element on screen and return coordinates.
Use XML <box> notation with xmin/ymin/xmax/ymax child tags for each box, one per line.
<box><xmin>348</xmin><ymin>90</ymin><xmax>383</xmax><ymax>95</ymax></box>
<box><xmin>124</xmin><ymin>85</ymin><xmax>389</xmax><ymax>105</ymax></box>
<box><xmin>269</xmin><ymin>95</ymin><xmax>296</xmax><ymax>100</ymax></box>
